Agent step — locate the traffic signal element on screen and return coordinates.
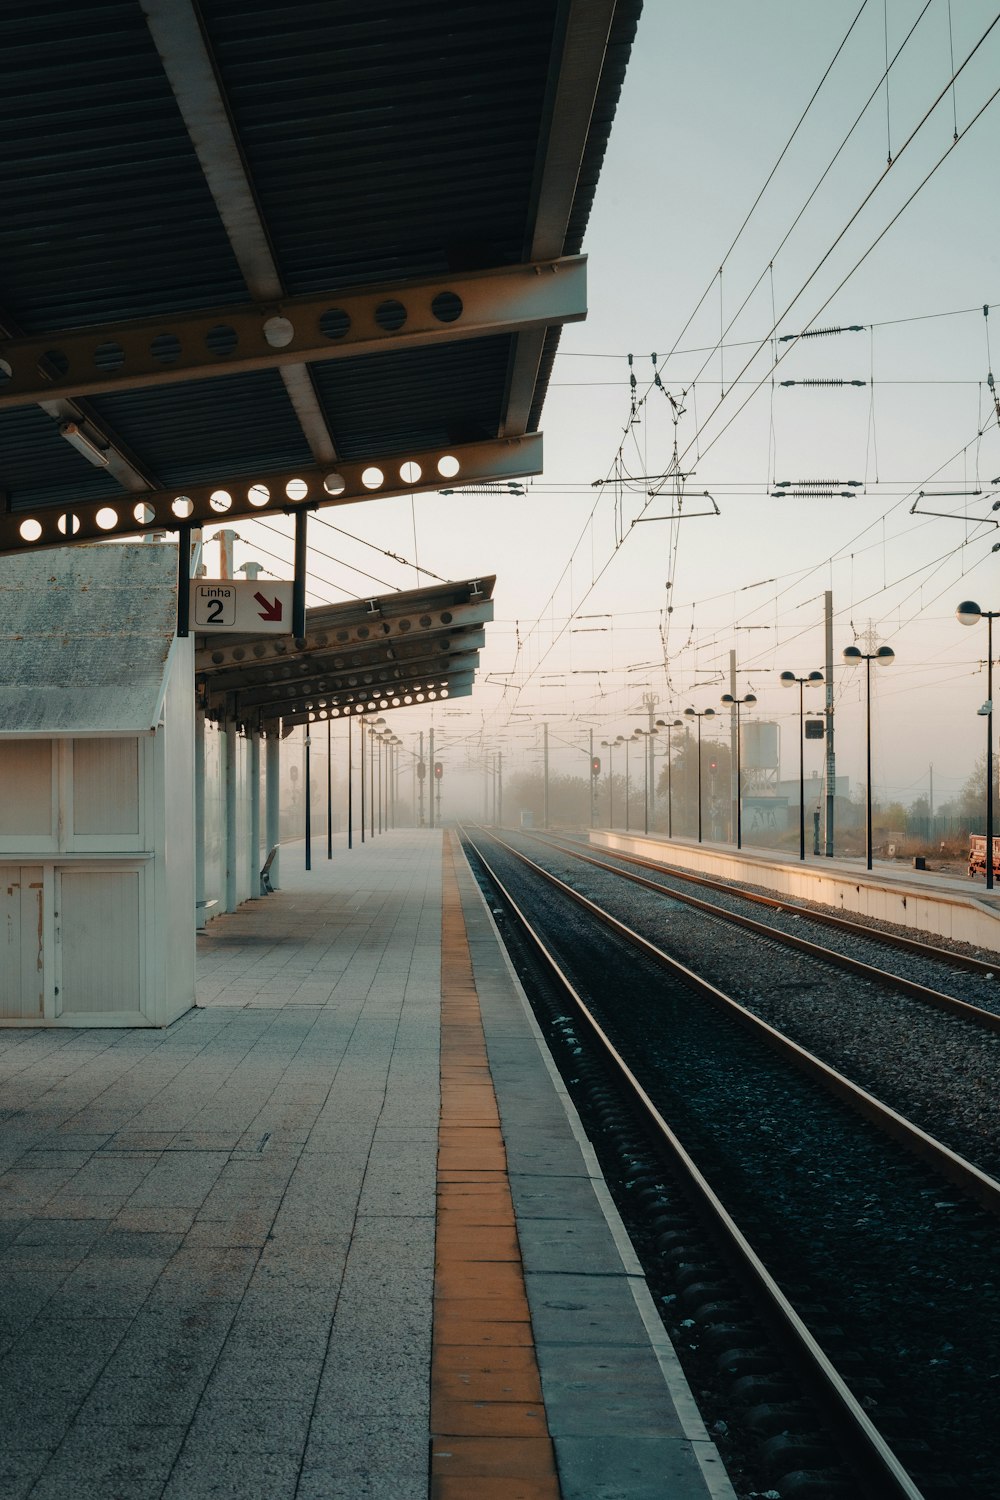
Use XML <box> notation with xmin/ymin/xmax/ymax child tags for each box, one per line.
<box><xmin>591</xmin><ymin>756</ymin><xmax>601</xmax><ymax>776</ymax></box>
<box><xmin>434</xmin><ymin>761</ymin><xmax>443</xmax><ymax>780</ymax></box>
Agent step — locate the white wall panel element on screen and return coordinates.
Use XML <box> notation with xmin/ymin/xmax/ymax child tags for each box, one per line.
<box><xmin>72</xmin><ymin>738</ymin><xmax>140</xmax><ymax>836</ymax></box>
<box><xmin>0</xmin><ymin>743</ymin><xmax>53</xmax><ymax>839</ymax></box>
<box><xmin>58</xmin><ymin>868</ymin><xmax>141</xmax><ymax>1015</ymax></box>
<box><xmin>0</xmin><ymin>866</ymin><xmax>43</xmax><ymax>1018</ymax></box>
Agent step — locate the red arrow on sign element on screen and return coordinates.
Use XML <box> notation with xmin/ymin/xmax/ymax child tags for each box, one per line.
<box><xmin>254</xmin><ymin>591</ymin><xmax>283</xmax><ymax>622</ymax></box>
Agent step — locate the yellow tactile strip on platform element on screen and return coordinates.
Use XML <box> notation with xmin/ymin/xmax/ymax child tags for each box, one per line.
<box><xmin>430</xmin><ymin>833</ymin><xmax>561</xmax><ymax>1500</ymax></box>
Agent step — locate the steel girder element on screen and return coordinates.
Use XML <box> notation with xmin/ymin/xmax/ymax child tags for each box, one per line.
<box><xmin>217</xmin><ymin>649</ymin><xmax>483</xmax><ymax>723</ymax></box>
<box><xmin>0</xmin><ymin>259</ymin><xmax>586</xmax><ymax>411</ymax></box>
<box><xmin>200</xmin><ymin>627</ymin><xmax>486</xmax><ymax>700</ymax></box>
<box><xmin>0</xmin><ymin>436</ymin><xmax>541</xmax><ymax>557</ymax></box>
<box><xmin>274</xmin><ymin>672</ymin><xmax>476</xmax><ymax>729</ymax></box>
<box><xmin>195</xmin><ymin>591</ymin><xmax>494</xmax><ymax>673</ymax></box>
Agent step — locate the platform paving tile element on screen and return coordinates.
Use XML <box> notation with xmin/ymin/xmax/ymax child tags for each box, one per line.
<box><xmin>0</xmin><ymin>834</ymin><xmax>441</xmax><ymax>1498</ymax></box>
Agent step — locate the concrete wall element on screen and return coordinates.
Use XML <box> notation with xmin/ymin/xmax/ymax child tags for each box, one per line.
<box><xmin>591</xmin><ymin>830</ymin><xmax>1000</xmax><ymax>953</ymax></box>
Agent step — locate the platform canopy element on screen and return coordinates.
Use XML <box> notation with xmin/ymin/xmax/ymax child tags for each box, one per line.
<box><xmin>0</xmin><ymin>0</ymin><xmax>641</xmax><ymax>559</ymax></box>
<box><xmin>196</xmin><ymin>575</ymin><xmax>495</xmax><ymax>729</ymax></box>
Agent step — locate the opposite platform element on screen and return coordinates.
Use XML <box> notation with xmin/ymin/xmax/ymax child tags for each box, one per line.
<box><xmin>0</xmin><ymin>829</ymin><xmax>732</xmax><ymax>1500</ymax></box>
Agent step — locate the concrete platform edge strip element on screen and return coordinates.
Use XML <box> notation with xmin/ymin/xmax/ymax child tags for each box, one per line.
<box><xmin>430</xmin><ymin>836</ymin><xmax>561</xmax><ymax>1498</ymax></box>
<box><xmin>593</xmin><ymin>829</ymin><xmax>1000</xmax><ymax>953</ymax></box>
<box><xmin>451</xmin><ymin>832</ymin><xmax>737</xmax><ymax>1500</ymax></box>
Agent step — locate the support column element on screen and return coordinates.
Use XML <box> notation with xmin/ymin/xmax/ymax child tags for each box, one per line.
<box><xmin>824</xmin><ymin>589</ymin><xmax>836</xmax><ymax>856</ymax></box>
<box><xmin>224</xmin><ymin>718</ymin><xmax>238</xmax><ymax>913</ymax></box>
<box><xmin>249</xmin><ymin>728</ymin><xmax>261</xmax><ymax>895</ymax></box>
<box><xmin>265</xmin><ymin>731</ymin><xmax>281</xmax><ymax>890</ymax></box>
<box><xmin>194</xmin><ymin>705</ymin><xmax>206</xmax><ymax>919</ymax></box>
<box><xmin>428</xmin><ymin>727</ymin><xmax>435</xmax><ymax>829</ymax></box>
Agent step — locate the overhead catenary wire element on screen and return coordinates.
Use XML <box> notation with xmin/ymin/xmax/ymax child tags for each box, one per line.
<box><xmin>674</xmin><ymin>8</ymin><xmax>1000</xmax><ymax>475</ymax></box>
<box><xmin>505</xmin><ymin>10</ymin><xmax>992</xmax><ymax>714</ymax></box>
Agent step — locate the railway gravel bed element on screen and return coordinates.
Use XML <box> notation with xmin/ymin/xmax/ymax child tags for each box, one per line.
<box><xmin>560</xmin><ymin>834</ymin><xmax>995</xmax><ymax>960</ymax></box>
<box><xmin>512</xmin><ymin>830</ymin><xmax>1000</xmax><ymax>1183</ymax></box>
<box><xmin>464</xmin><ymin>829</ymin><xmax>1000</xmax><ymax>1498</ymax></box>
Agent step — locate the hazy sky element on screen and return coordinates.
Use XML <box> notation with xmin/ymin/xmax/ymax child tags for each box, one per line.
<box><xmin>219</xmin><ymin>1</ymin><xmax>1000</xmax><ymax>815</ymax></box>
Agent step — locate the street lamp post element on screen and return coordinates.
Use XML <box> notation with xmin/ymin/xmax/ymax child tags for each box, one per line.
<box><xmin>780</xmin><ymin>671</ymin><xmax>824</xmax><ymax>861</ymax></box>
<box><xmin>683</xmin><ymin>707</ymin><xmax>716</xmax><ymax>843</ymax></box>
<box><xmin>615</xmin><ymin>735</ymin><xmax>630</xmax><ymax>831</ymax></box>
<box><xmin>600</xmin><ymin>739</ymin><xmax>616</xmax><ymax>827</ymax></box>
<box><xmin>304</xmin><ymin>732</ymin><xmax>312</xmax><ymax>871</ymax></box>
<box><xmin>720</xmin><ymin>692</ymin><xmax>757</xmax><ymax>850</ymax></box>
<box><xmin>655</xmin><ymin>718</ymin><xmax>684</xmax><ymax>838</ymax></box>
<box><xmin>841</xmin><ymin>646</ymin><xmax>894</xmax><ymax>871</ymax></box>
<box><xmin>633</xmin><ymin>728</ymin><xmax>656</xmax><ymax>835</ymax></box>
<box><xmin>957</xmin><ymin>602</ymin><xmax>999</xmax><ymax>890</ymax></box>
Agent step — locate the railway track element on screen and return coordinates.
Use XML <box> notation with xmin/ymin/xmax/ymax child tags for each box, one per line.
<box><xmin>521</xmin><ymin>829</ymin><xmax>1000</xmax><ymax>1034</ymax></box>
<box><xmin>460</xmin><ymin>824</ymin><xmax>1000</xmax><ymax>1500</ymax></box>
<box><xmin>552</xmin><ymin>829</ymin><xmax>1000</xmax><ymax>978</ymax></box>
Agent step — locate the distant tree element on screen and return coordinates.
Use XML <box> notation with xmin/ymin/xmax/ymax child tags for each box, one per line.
<box><xmin>654</xmin><ymin>731</ymin><xmax>731</xmax><ymax>839</ymax></box>
<box><xmin>958</xmin><ymin>752</ymin><xmax>995</xmax><ymax>825</ymax></box>
<box><xmin>505</xmin><ymin>770</ymin><xmax>594</xmax><ymax>828</ymax></box>
<box><xmin>876</xmin><ymin>800</ymin><xmax>907</xmax><ymax>830</ymax></box>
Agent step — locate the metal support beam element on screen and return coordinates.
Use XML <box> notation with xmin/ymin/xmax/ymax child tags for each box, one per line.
<box><xmin>0</xmin><ymin>260</ymin><xmax>586</xmax><ymax>411</ymax></box>
<box><xmin>293</xmin><ymin>508</ymin><xmax>309</xmax><ymax>642</ymax></box>
<box><xmin>0</xmin><ymin>434</ymin><xmax>542</xmax><ymax>558</ymax></box>
<box><xmin>277</xmin><ymin>674</ymin><xmax>475</xmax><ymax>728</ymax></box>
<box><xmin>141</xmin><ymin>0</ymin><xmax>341</xmax><ymax>465</ymax></box>
<box><xmin>196</xmin><ymin>596</ymin><xmax>493</xmax><ymax>673</ymax></box>
<box><xmin>503</xmin><ymin>0</ymin><xmax>613</xmax><ymax>433</ymax></box>
<box><xmin>200</xmin><ymin>628</ymin><xmax>487</xmax><ymax>697</ymax></box>
<box><xmin>227</xmin><ymin>655</ymin><xmax>482</xmax><ymax>722</ymax></box>
<box><xmin>176</xmin><ymin>525</ymin><xmax>191</xmax><ymax>638</ymax></box>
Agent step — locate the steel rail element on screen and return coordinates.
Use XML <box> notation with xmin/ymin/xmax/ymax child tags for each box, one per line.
<box><xmin>521</xmin><ymin>831</ymin><xmax>1000</xmax><ymax>1034</ymax></box>
<box><xmin>567</xmin><ymin>834</ymin><xmax>1000</xmax><ymax>978</ymax></box>
<box><xmin>471</xmin><ymin>826</ymin><xmax>1000</xmax><ymax>1220</ymax></box>
<box><xmin>460</xmin><ymin>825</ymin><xmax>926</xmax><ymax>1500</ymax></box>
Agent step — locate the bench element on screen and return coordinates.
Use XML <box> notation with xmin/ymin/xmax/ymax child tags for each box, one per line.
<box><xmin>196</xmin><ymin>897</ymin><xmax>218</xmax><ymax>931</ymax></box>
<box><xmin>260</xmin><ymin>846</ymin><xmax>279</xmax><ymax>895</ymax></box>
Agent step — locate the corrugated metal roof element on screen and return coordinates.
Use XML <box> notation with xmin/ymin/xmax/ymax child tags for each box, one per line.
<box><xmin>0</xmin><ymin>1</ymin><xmax>641</xmax><ymax>534</ymax></box>
<box><xmin>0</xmin><ymin>541</ymin><xmax>179</xmax><ymax>734</ymax></box>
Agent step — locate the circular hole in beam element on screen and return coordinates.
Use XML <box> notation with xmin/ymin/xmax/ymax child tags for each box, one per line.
<box><xmin>400</xmin><ymin>461</ymin><xmax>422</xmax><ymax>485</ymax></box>
<box><xmin>374</xmin><ymin>299</ymin><xmax>406</xmax><ymax>332</ymax></box>
<box><xmin>205</xmin><ymin>324</ymin><xmax>238</xmax><ymax>357</ymax></box>
<box><xmin>431</xmin><ymin>291</ymin><xmax>463</xmax><ymax>323</ymax></box>
<box><xmin>134</xmin><ymin>503</ymin><xmax>156</xmax><ymax>525</ymax></box>
<box><xmin>285</xmin><ymin>478</ymin><xmax>309</xmax><ymax>501</ymax></box>
<box><xmin>209</xmin><ymin>490</ymin><xmax>232</xmax><ymax>513</ymax></box>
<box><xmin>58</xmin><ymin>513</ymin><xmax>81</xmax><ymax>535</ymax></box>
<box><xmin>248</xmin><ymin>484</ymin><xmax>271</xmax><ymax>507</ymax></box>
<box><xmin>151</xmin><ymin>333</ymin><xmax>181</xmax><ymax>365</ymax></box>
<box><xmin>93</xmin><ymin>341</ymin><xmax>125</xmax><ymax>372</ymax></box>
<box><xmin>18</xmin><ymin>518</ymin><xmax>42</xmax><ymax>542</ymax></box>
<box><xmin>320</xmin><ymin>308</ymin><xmax>351</xmax><ymax>340</ymax></box>
<box><xmin>437</xmin><ymin>454</ymin><xmax>460</xmax><ymax>478</ymax></box>
<box><xmin>95</xmin><ymin>507</ymin><xmax>119</xmax><ymax>531</ymax></box>
<box><xmin>361</xmin><ymin>467</ymin><xmax>384</xmax><ymax>490</ymax></box>
<box><xmin>323</xmin><ymin>472</ymin><xmax>346</xmax><ymax>496</ymax></box>
<box><xmin>0</xmin><ymin>358</ymin><xmax>12</xmax><ymax>382</ymax></box>
<box><xmin>172</xmin><ymin>496</ymin><xmax>194</xmax><ymax>519</ymax></box>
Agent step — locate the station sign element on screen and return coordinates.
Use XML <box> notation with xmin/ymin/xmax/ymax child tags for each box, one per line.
<box><xmin>191</xmin><ymin>579</ymin><xmax>293</xmax><ymax>633</ymax></box>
